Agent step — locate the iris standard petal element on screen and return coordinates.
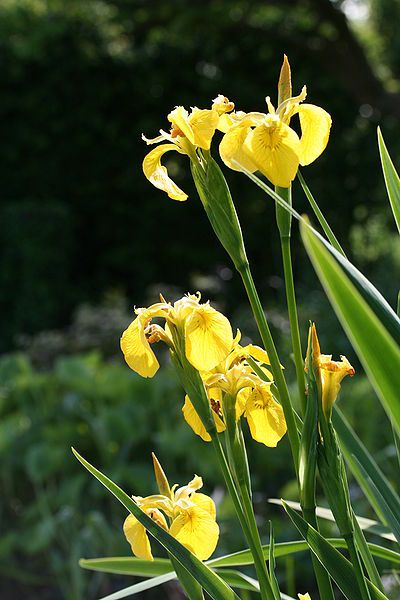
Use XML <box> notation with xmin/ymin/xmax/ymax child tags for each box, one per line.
<box><xmin>245</xmin><ymin>385</ymin><xmax>287</xmax><ymax>447</ymax></box>
<box><xmin>247</xmin><ymin>119</ymin><xmax>300</xmax><ymax>187</ymax></box>
<box><xmin>123</xmin><ymin>514</ymin><xmax>153</xmax><ymax>561</ymax></box>
<box><xmin>169</xmin><ymin>505</ymin><xmax>219</xmax><ymax>560</ymax></box>
<box><xmin>297</xmin><ymin>103</ymin><xmax>332</xmax><ymax>166</ymax></box>
<box><xmin>120</xmin><ymin>314</ymin><xmax>159</xmax><ymax>378</ymax></box>
<box><xmin>189</xmin><ymin>108</ymin><xmax>220</xmax><ymax>150</ymax></box>
<box><xmin>143</xmin><ymin>144</ymin><xmax>188</xmax><ymax>201</ymax></box>
<box><xmin>184</xmin><ymin>305</ymin><xmax>234</xmax><ymax>371</ymax></box>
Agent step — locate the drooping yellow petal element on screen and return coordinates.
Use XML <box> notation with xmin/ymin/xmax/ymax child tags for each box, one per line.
<box><xmin>297</xmin><ymin>103</ymin><xmax>331</xmax><ymax>166</ymax></box>
<box><xmin>169</xmin><ymin>504</ymin><xmax>219</xmax><ymax>560</ymax></box>
<box><xmin>219</xmin><ymin>125</ymin><xmax>258</xmax><ymax>172</ymax></box>
<box><xmin>168</xmin><ymin>106</ymin><xmax>195</xmax><ymax>144</ymax></box>
<box><xmin>143</xmin><ymin>143</ymin><xmax>188</xmax><ymax>201</ymax></box>
<box><xmin>182</xmin><ymin>395</ymin><xmax>225</xmax><ymax>442</ymax></box>
<box><xmin>245</xmin><ymin>384</ymin><xmax>287</xmax><ymax>447</ymax></box>
<box><xmin>298</xmin><ymin>594</ymin><xmax>311</xmax><ymax>600</ymax></box>
<box><xmin>184</xmin><ymin>305</ymin><xmax>233</xmax><ymax>371</ymax></box>
<box><xmin>123</xmin><ymin>514</ymin><xmax>153</xmax><ymax>560</ymax></box>
<box><xmin>189</xmin><ymin>108</ymin><xmax>220</xmax><ymax>150</ymax></box>
<box><xmin>120</xmin><ymin>313</ymin><xmax>159</xmax><ymax>378</ymax></box>
<box><xmin>246</xmin><ymin>117</ymin><xmax>300</xmax><ymax>187</ymax></box>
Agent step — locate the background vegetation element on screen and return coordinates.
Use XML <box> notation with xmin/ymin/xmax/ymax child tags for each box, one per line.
<box><xmin>1</xmin><ymin>0</ymin><xmax>400</xmax><ymax>598</ymax></box>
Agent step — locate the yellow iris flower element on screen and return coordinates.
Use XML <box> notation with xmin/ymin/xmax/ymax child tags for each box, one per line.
<box><xmin>120</xmin><ymin>292</ymin><xmax>234</xmax><ymax>377</ymax></box>
<box><xmin>219</xmin><ymin>59</ymin><xmax>331</xmax><ymax>187</ymax></box>
<box><xmin>306</xmin><ymin>323</ymin><xmax>355</xmax><ymax>416</ymax></box>
<box><xmin>142</xmin><ymin>95</ymin><xmax>234</xmax><ymax>201</ymax></box>
<box><xmin>123</xmin><ymin>467</ymin><xmax>219</xmax><ymax>561</ymax></box>
<box><xmin>183</xmin><ymin>335</ymin><xmax>287</xmax><ymax>447</ymax></box>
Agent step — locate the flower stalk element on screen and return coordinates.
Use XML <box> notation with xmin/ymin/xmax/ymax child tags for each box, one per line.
<box><xmin>239</xmin><ymin>263</ymin><xmax>300</xmax><ymax>475</ymax></box>
<box><xmin>275</xmin><ymin>185</ymin><xmax>306</xmax><ymax>414</ymax></box>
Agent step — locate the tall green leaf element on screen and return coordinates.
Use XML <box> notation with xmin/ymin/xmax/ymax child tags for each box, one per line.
<box><xmin>300</xmin><ymin>223</ymin><xmax>400</xmax><ymax>434</ymax></box>
<box><xmin>354</xmin><ymin>458</ymin><xmax>400</xmax><ymax>545</ymax></box>
<box><xmin>81</xmin><ymin>539</ymin><xmax>400</xmax><ymax>578</ymax></box>
<box><xmin>282</xmin><ymin>502</ymin><xmax>388</xmax><ymax>600</ymax></box>
<box><xmin>269</xmin><ymin>499</ymin><xmax>395</xmax><ymax>542</ymax></box>
<box><xmin>72</xmin><ymin>448</ymin><xmax>239</xmax><ymax>600</ymax></box>
<box><xmin>377</xmin><ymin>127</ymin><xmax>400</xmax><ymax>235</ymax></box>
<box><xmin>333</xmin><ymin>408</ymin><xmax>400</xmax><ymax>528</ymax></box>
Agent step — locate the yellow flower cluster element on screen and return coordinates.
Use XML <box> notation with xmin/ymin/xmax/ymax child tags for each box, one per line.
<box><xmin>183</xmin><ymin>332</ymin><xmax>287</xmax><ymax>447</ymax></box>
<box><xmin>120</xmin><ymin>292</ymin><xmax>233</xmax><ymax>377</ymax></box>
<box><xmin>121</xmin><ymin>294</ymin><xmax>287</xmax><ymax>448</ymax></box>
<box><xmin>141</xmin><ymin>57</ymin><xmax>331</xmax><ymax>195</ymax></box>
<box><xmin>124</xmin><ymin>457</ymin><xmax>219</xmax><ymax>561</ymax></box>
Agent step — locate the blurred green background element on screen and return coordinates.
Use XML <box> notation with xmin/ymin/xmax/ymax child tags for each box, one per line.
<box><xmin>1</xmin><ymin>0</ymin><xmax>400</xmax><ymax>598</ymax></box>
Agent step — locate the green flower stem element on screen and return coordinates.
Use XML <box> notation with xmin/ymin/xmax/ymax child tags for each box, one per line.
<box><xmin>239</xmin><ymin>480</ymin><xmax>280</xmax><ymax>600</ymax></box>
<box><xmin>211</xmin><ymin>434</ymin><xmax>274</xmax><ymax>600</ymax></box>
<box><xmin>344</xmin><ymin>534</ymin><xmax>372</xmax><ymax>600</ymax></box>
<box><xmin>238</xmin><ymin>264</ymin><xmax>300</xmax><ymax>475</ymax></box>
<box><xmin>275</xmin><ymin>185</ymin><xmax>306</xmax><ymax>414</ymax></box>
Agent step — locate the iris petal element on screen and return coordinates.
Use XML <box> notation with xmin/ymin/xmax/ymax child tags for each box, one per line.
<box><xmin>120</xmin><ymin>313</ymin><xmax>159</xmax><ymax>378</ymax></box>
<box><xmin>169</xmin><ymin>503</ymin><xmax>219</xmax><ymax>560</ymax></box>
<box><xmin>123</xmin><ymin>514</ymin><xmax>153</xmax><ymax>561</ymax></box>
<box><xmin>247</xmin><ymin>120</ymin><xmax>300</xmax><ymax>187</ymax></box>
<box><xmin>143</xmin><ymin>144</ymin><xmax>188</xmax><ymax>201</ymax></box>
<box><xmin>245</xmin><ymin>385</ymin><xmax>287</xmax><ymax>447</ymax></box>
<box><xmin>182</xmin><ymin>394</ymin><xmax>226</xmax><ymax>441</ymax></box>
<box><xmin>297</xmin><ymin>103</ymin><xmax>332</xmax><ymax>166</ymax></box>
<box><xmin>219</xmin><ymin>125</ymin><xmax>258</xmax><ymax>172</ymax></box>
<box><xmin>189</xmin><ymin>108</ymin><xmax>220</xmax><ymax>150</ymax></box>
<box><xmin>185</xmin><ymin>305</ymin><xmax>233</xmax><ymax>371</ymax></box>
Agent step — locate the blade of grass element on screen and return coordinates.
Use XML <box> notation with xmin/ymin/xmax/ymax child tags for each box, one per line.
<box><xmin>377</xmin><ymin>127</ymin><xmax>400</xmax><ymax>234</ymax></box>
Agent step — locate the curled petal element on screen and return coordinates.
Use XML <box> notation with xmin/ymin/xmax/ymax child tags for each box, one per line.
<box><xmin>189</xmin><ymin>108</ymin><xmax>220</xmax><ymax>150</ymax></box>
<box><xmin>143</xmin><ymin>144</ymin><xmax>188</xmax><ymax>201</ymax></box>
<box><xmin>246</xmin><ymin>119</ymin><xmax>300</xmax><ymax>187</ymax></box>
<box><xmin>245</xmin><ymin>384</ymin><xmax>287</xmax><ymax>447</ymax></box>
<box><xmin>297</xmin><ymin>103</ymin><xmax>332</xmax><ymax>166</ymax></box>
<box><xmin>170</xmin><ymin>504</ymin><xmax>219</xmax><ymax>560</ymax></box>
<box><xmin>185</xmin><ymin>305</ymin><xmax>233</xmax><ymax>371</ymax></box>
